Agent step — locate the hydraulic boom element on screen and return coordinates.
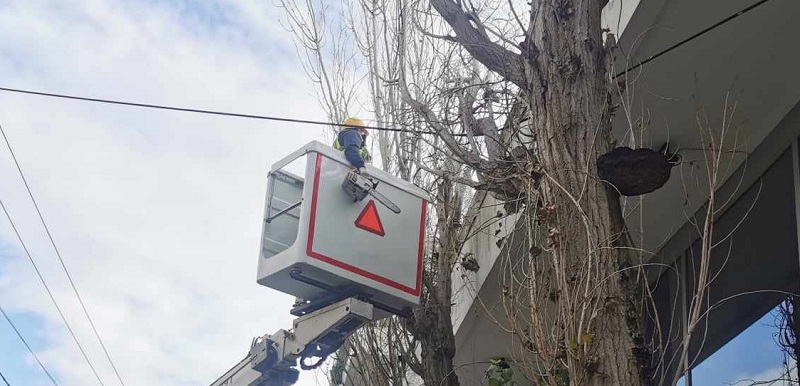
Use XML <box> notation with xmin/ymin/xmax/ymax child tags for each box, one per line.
<box><xmin>210</xmin><ymin>298</ymin><xmax>373</xmax><ymax>386</ymax></box>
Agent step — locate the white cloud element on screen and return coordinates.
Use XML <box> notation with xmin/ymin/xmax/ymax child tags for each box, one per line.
<box><xmin>0</xmin><ymin>1</ymin><xmax>335</xmax><ymax>385</ymax></box>
<box><xmin>731</xmin><ymin>364</ymin><xmax>799</xmax><ymax>386</ymax></box>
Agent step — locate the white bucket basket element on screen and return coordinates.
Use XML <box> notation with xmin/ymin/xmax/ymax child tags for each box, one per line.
<box><xmin>257</xmin><ymin>141</ymin><xmax>429</xmax><ymax>316</ymax></box>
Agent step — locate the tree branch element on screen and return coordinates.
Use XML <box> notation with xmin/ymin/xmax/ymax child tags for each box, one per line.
<box><xmin>397</xmin><ymin>37</ymin><xmax>487</xmax><ymax>170</ymax></box>
<box><xmin>429</xmin><ymin>0</ymin><xmax>527</xmax><ymax>87</ymax></box>
<box><xmin>415</xmin><ymin>161</ymin><xmax>480</xmax><ymax>188</ymax></box>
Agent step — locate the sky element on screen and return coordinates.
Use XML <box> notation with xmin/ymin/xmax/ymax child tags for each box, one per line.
<box><xmin>0</xmin><ymin>1</ymin><xmax>795</xmax><ymax>386</ymax></box>
<box><xmin>0</xmin><ymin>0</ymin><xmax>333</xmax><ymax>385</ymax></box>
<box><xmin>685</xmin><ymin>310</ymin><xmax>798</xmax><ymax>386</ymax></box>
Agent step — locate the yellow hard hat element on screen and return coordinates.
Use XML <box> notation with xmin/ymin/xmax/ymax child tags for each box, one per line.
<box><xmin>342</xmin><ymin>117</ymin><xmax>365</xmax><ymax>129</ymax></box>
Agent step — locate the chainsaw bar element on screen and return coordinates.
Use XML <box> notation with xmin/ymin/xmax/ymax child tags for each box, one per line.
<box><xmin>368</xmin><ymin>187</ymin><xmax>401</xmax><ymax>214</ymax></box>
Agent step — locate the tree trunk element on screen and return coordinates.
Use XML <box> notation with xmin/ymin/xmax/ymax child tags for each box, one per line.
<box><xmin>415</xmin><ymin>317</ymin><xmax>459</xmax><ymax>386</ymax></box>
<box><xmin>523</xmin><ymin>1</ymin><xmax>649</xmax><ymax>385</ymax></box>
<box><xmin>405</xmin><ymin>179</ymin><xmax>461</xmax><ymax>386</ymax></box>
<box><xmin>422</xmin><ymin>0</ymin><xmax>651</xmax><ymax>383</ymax></box>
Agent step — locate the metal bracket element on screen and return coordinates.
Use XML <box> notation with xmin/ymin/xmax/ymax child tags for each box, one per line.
<box><xmin>289</xmin><ymin>268</ymin><xmax>412</xmax><ymax>318</ymax></box>
<box><xmin>266</xmin><ymin>199</ymin><xmax>303</xmax><ymax>223</ymax></box>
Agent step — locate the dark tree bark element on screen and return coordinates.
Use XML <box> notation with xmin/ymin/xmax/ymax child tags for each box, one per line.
<box><xmin>404</xmin><ymin>178</ymin><xmax>461</xmax><ymax>386</ymax></box>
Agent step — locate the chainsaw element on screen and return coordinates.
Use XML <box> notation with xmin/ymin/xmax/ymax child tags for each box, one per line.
<box><xmin>342</xmin><ymin>170</ymin><xmax>401</xmax><ymax>214</ymax></box>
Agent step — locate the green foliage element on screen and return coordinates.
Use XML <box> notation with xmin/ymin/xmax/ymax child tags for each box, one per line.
<box><xmin>552</xmin><ymin>366</ymin><xmax>570</xmax><ymax>386</ymax></box>
<box><xmin>486</xmin><ymin>358</ymin><xmax>516</xmax><ymax>386</ymax></box>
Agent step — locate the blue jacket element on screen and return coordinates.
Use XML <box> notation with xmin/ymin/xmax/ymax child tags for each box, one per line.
<box><xmin>336</xmin><ymin>129</ymin><xmax>366</xmax><ymax>168</ymax></box>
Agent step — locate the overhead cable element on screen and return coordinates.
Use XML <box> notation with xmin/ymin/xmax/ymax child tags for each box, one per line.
<box><xmin>0</xmin><ymin>196</ymin><xmax>105</xmax><ymax>385</ymax></box>
<box><xmin>0</xmin><ymin>122</ymin><xmax>121</xmax><ymax>385</ymax></box>
<box><xmin>0</xmin><ymin>304</ymin><xmax>60</xmax><ymax>386</ymax></box>
<box><xmin>0</xmin><ymin>86</ymin><xmax>439</xmax><ymax>135</ymax></box>
<box><xmin>615</xmin><ymin>0</ymin><xmax>773</xmax><ymax>78</ymax></box>
<box><xmin>0</xmin><ymin>0</ymin><xmax>778</xmax><ymax>133</ymax></box>
<box><xmin>0</xmin><ymin>368</ymin><xmax>11</xmax><ymax>386</ymax></box>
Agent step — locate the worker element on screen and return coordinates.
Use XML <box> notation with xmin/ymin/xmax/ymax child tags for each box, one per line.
<box><xmin>333</xmin><ymin>117</ymin><xmax>372</xmax><ymax>175</ymax></box>
<box><xmin>293</xmin><ymin>118</ymin><xmax>373</xmax><ymax>309</ymax></box>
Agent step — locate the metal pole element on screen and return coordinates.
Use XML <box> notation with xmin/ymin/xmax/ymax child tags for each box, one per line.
<box><xmin>266</xmin><ymin>200</ymin><xmax>303</xmax><ymax>223</ymax></box>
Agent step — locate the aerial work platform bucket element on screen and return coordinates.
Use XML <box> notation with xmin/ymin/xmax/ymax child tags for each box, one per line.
<box><xmin>257</xmin><ymin>141</ymin><xmax>428</xmax><ymax>317</ymax></box>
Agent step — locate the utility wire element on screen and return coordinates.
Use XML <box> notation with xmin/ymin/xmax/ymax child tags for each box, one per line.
<box><xmin>615</xmin><ymin>0</ymin><xmax>773</xmax><ymax>78</ymax></box>
<box><xmin>0</xmin><ymin>369</ymin><xmax>10</xmax><ymax>386</ymax></box>
<box><xmin>0</xmin><ymin>122</ymin><xmax>119</xmax><ymax>385</ymax></box>
<box><xmin>0</xmin><ymin>196</ymin><xmax>105</xmax><ymax>385</ymax></box>
<box><xmin>0</xmin><ymin>0</ymin><xmax>776</xmax><ymax>133</ymax></box>
<box><xmin>0</xmin><ymin>304</ymin><xmax>59</xmax><ymax>386</ymax></box>
<box><xmin>0</xmin><ymin>86</ymin><xmax>439</xmax><ymax>135</ymax></box>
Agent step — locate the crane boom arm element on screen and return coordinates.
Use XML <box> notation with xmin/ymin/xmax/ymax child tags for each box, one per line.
<box><xmin>210</xmin><ymin>355</ymin><xmax>266</xmax><ymax>386</ymax></box>
<box><xmin>211</xmin><ymin>298</ymin><xmax>374</xmax><ymax>386</ymax></box>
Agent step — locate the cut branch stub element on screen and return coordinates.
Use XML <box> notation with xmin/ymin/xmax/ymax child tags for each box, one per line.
<box><xmin>596</xmin><ymin>147</ymin><xmax>678</xmax><ymax>196</ymax></box>
<box><xmin>473</xmin><ymin>147</ymin><xmax>540</xmax><ymax>211</ymax></box>
<box><xmin>460</xmin><ymin>254</ymin><xmax>480</xmax><ymax>272</ymax></box>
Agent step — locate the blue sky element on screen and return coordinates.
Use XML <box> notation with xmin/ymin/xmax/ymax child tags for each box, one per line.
<box><xmin>684</xmin><ymin>309</ymin><xmax>797</xmax><ymax>385</ymax></box>
<box><xmin>1</xmin><ymin>306</ymin><xmax>51</xmax><ymax>386</ymax></box>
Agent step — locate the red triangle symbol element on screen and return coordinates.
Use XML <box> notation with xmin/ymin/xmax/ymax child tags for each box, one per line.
<box><xmin>354</xmin><ymin>200</ymin><xmax>385</xmax><ymax>237</ymax></box>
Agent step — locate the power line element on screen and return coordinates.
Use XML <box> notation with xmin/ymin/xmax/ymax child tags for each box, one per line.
<box><xmin>615</xmin><ymin>0</ymin><xmax>773</xmax><ymax>78</ymax></box>
<box><xmin>0</xmin><ymin>1</ymin><xmax>776</xmax><ymax>130</ymax></box>
<box><xmin>0</xmin><ymin>196</ymin><xmax>105</xmax><ymax>385</ymax></box>
<box><xmin>0</xmin><ymin>124</ymin><xmax>125</xmax><ymax>386</ymax></box>
<box><xmin>0</xmin><ymin>86</ymin><xmax>437</xmax><ymax>135</ymax></box>
<box><xmin>0</xmin><ymin>304</ymin><xmax>60</xmax><ymax>386</ymax></box>
<box><xmin>0</xmin><ymin>368</ymin><xmax>10</xmax><ymax>386</ymax></box>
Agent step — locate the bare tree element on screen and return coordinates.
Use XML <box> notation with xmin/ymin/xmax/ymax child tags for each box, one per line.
<box><xmin>279</xmin><ymin>1</ymin><xmax>477</xmax><ymax>385</ymax></box>
<box><xmin>277</xmin><ymin>1</ymin><xmax>774</xmax><ymax>385</ymax></box>
<box><xmin>278</xmin><ymin>0</ymin><xmax>362</xmax><ymax>126</ymax></box>
<box><xmin>279</xmin><ymin>0</ymin><xmax>787</xmax><ymax>385</ymax></box>
<box><xmin>398</xmin><ymin>1</ymin><xmax>651</xmax><ymax>385</ymax></box>
<box><xmin>777</xmin><ymin>296</ymin><xmax>800</xmax><ymax>382</ymax></box>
